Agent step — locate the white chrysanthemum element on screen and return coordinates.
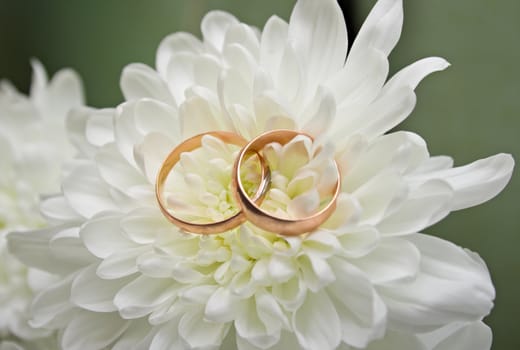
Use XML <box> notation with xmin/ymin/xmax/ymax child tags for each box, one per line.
<box><xmin>8</xmin><ymin>0</ymin><xmax>514</xmax><ymax>349</ymax></box>
<box><xmin>0</xmin><ymin>61</ymin><xmax>83</xmax><ymax>348</ymax></box>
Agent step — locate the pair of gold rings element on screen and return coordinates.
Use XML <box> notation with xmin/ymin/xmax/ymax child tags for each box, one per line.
<box><xmin>155</xmin><ymin>129</ymin><xmax>340</xmax><ymax>236</ymax></box>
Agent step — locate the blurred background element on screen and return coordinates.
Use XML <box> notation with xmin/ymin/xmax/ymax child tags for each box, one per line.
<box><xmin>0</xmin><ymin>0</ymin><xmax>518</xmax><ymax>348</ymax></box>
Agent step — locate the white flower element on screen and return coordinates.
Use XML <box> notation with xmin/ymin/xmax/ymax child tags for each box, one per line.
<box><xmin>8</xmin><ymin>0</ymin><xmax>513</xmax><ymax>349</ymax></box>
<box><xmin>0</xmin><ymin>61</ymin><xmax>83</xmax><ymax>347</ymax></box>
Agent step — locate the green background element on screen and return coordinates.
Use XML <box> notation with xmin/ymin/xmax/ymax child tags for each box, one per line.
<box><xmin>0</xmin><ymin>1</ymin><xmax>518</xmax><ymax>349</ymax></box>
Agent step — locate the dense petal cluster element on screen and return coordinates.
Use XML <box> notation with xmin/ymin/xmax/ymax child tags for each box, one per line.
<box><xmin>0</xmin><ymin>61</ymin><xmax>83</xmax><ymax>348</ymax></box>
<box><xmin>7</xmin><ymin>0</ymin><xmax>513</xmax><ymax>350</ymax></box>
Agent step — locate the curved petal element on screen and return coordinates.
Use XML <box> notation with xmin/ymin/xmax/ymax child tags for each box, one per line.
<box><xmin>62</xmin><ymin>164</ymin><xmax>118</xmax><ymax>218</ymax></box>
<box><xmin>328</xmin><ymin>258</ymin><xmax>387</xmax><ymax>348</ymax></box>
<box><xmin>353</xmin><ymin>238</ymin><xmax>420</xmax><ymax>285</ymax></box>
<box><xmin>156</xmin><ymin>32</ymin><xmax>203</xmax><ymax>77</ymax></box>
<box><xmin>61</xmin><ymin>311</ymin><xmax>130</xmax><ymax>350</ymax></box>
<box><xmin>377</xmin><ymin>179</ymin><xmax>453</xmax><ymax>236</ymax></box>
<box><xmin>379</xmin><ymin>234</ymin><xmax>495</xmax><ymax>332</ymax></box>
<box><xmin>114</xmin><ymin>276</ymin><xmax>178</xmax><ymax>319</ymax></box>
<box><xmin>350</xmin><ymin>0</ymin><xmax>403</xmax><ymax>57</ymax></box>
<box><xmin>383</xmin><ymin>57</ymin><xmax>450</xmax><ymax>92</ymax></box>
<box><xmin>288</xmin><ymin>0</ymin><xmax>347</xmax><ymax>87</ymax></box>
<box><xmin>410</xmin><ymin>153</ymin><xmax>514</xmax><ymax>211</ymax></box>
<box><xmin>293</xmin><ymin>291</ymin><xmax>341</xmax><ymax>350</ymax></box>
<box><xmin>120</xmin><ymin>63</ymin><xmax>175</xmax><ymax>105</ymax></box>
<box><xmin>365</xmin><ymin>330</ymin><xmax>426</xmax><ymax>350</ymax></box>
<box><xmin>70</xmin><ymin>264</ymin><xmax>128</xmax><ymax>312</ymax></box>
<box><xmin>425</xmin><ymin>321</ymin><xmax>492</xmax><ymax>350</ymax></box>
<box><xmin>179</xmin><ymin>308</ymin><xmax>231</xmax><ymax>349</ymax></box>
<box><xmin>260</xmin><ymin>16</ymin><xmax>289</xmax><ymax>78</ymax></box>
<box><xmin>201</xmin><ymin>11</ymin><xmax>239</xmax><ymax>52</ymax></box>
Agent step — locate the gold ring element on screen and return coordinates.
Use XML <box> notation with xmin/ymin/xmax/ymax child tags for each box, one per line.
<box><xmin>231</xmin><ymin>129</ymin><xmax>341</xmax><ymax>236</ymax></box>
<box><xmin>156</xmin><ymin>131</ymin><xmax>271</xmax><ymax>234</ymax></box>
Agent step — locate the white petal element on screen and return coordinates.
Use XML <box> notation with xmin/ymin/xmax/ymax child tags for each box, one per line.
<box><xmin>272</xmin><ymin>277</ymin><xmax>307</xmax><ymax>312</ymax></box>
<box><xmin>40</xmin><ymin>195</ymin><xmax>82</xmax><ymax>222</ymax></box>
<box><xmin>260</xmin><ymin>16</ymin><xmax>289</xmax><ymax>77</ymax></box>
<box><xmin>346</xmin><ymin>131</ymin><xmax>429</xmax><ymax>191</ymax></box>
<box><xmin>61</xmin><ymin>311</ymin><xmax>129</xmax><ymax>350</ymax></box>
<box><xmin>133</xmin><ymin>98</ymin><xmax>179</xmax><ymax>139</ymax></box>
<box><xmin>96</xmin><ymin>247</ymin><xmax>144</xmax><ymax>279</ymax></box>
<box><xmin>201</xmin><ymin>11</ymin><xmax>239</xmax><ymax>52</ymax></box>
<box><xmin>337</xmin><ymin>227</ymin><xmax>380</xmax><ymax>259</ymax></box>
<box><xmin>50</xmin><ymin>227</ymin><xmax>98</xmax><ymax>268</ymax></box>
<box><xmin>301</xmin><ymin>87</ymin><xmax>336</xmax><ymax>137</ymax></box>
<box><xmin>114</xmin><ymin>276</ymin><xmax>177</xmax><ymax>319</ymax></box>
<box><xmin>427</xmin><ymin>321</ymin><xmax>492</xmax><ymax>350</ymax></box>
<box><xmin>120</xmin><ymin>63</ymin><xmax>175</xmax><ymax>105</ymax></box>
<box><xmin>30</xmin><ymin>275</ymin><xmax>74</xmax><ymax>329</ymax></box>
<box><xmin>237</xmin><ymin>331</ymin><xmax>303</xmax><ymax>350</ymax></box>
<box><xmin>205</xmin><ymin>287</ymin><xmax>239</xmax><ymax>323</ymax></box>
<box><xmin>275</xmin><ymin>43</ymin><xmax>303</xmax><ymax>106</ymax></box>
<box><xmin>327</xmin><ymin>47</ymin><xmax>388</xmax><ymax>108</ymax></box>
<box><xmin>7</xmin><ymin>226</ymin><xmax>77</xmax><ymax>274</ymax></box>
<box><xmin>120</xmin><ymin>208</ymin><xmax>168</xmax><ymax>244</ymax></box>
<box><xmin>297</xmin><ymin>254</ymin><xmax>335</xmax><ymax>292</ymax></box>
<box><xmin>156</xmin><ymin>32</ymin><xmax>203</xmax><ymax>77</ymax></box>
<box><xmin>256</xmin><ymin>290</ymin><xmax>290</xmax><ymax>333</ymax></box>
<box><xmin>29</xmin><ymin>58</ymin><xmax>48</xmax><ymax>98</ymax></box>
<box><xmin>46</xmin><ymin>67</ymin><xmax>85</xmax><ymax>119</ymax></box>
<box><xmin>350</xmin><ymin>0</ymin><xmax>403</xmax><ymax>57</ymax></box>
<box><xmin>133</xmin><ymin>132</ymin><xmax>176</xmax><ymax>184</ymax></box>
<box><xmin>224</xmin><ymin>23</ymin><xmax>260</xmax><ymax>62</ymax></box>
<box><xmin>79</xmin><ymin>214</ymin><xmax>136</xmax><ymax>259</ymax></box>
<box><xmin>383</xmin><ymin>57</ymin><xmax>450</xmax><ymax>92</ymax></box>
<box><xmin>179</xmin><ymin>308</ymin><xmax>230</xmax><ymax>349</ymax></box>
<box><xmin>70</xmin><ymin>264</ymin><xmax>127</xmax><ymax>312</ymax></box>
<box><xmin>353</xmin><ymin>238</ymin><xmax>420</xmax><ymax>284</ymax></box>
<box><xmin>179</xmin><ymin>95</ymin><xmax>228</xmax><ymax>139</ymax></box>
<box><xmin>113</xmin><ymin>319</ymin><xmax>154</xmax><ymax>350</ymax></box>
<box><xmin>293</xmin><ymin>291</ymin><xmax>341</xmax><ymax>350</ymax></box>
<box><xmin>379</xmin><ymin>234</ymin><xmax>495</xmax><ymax>332</ymax></box>
<box><xmin>95</xmin><ymin>143</ymin><xmax>146</xmax><ymax>193</ymax></box>
<box><xmin>149</xmin><ymin>320</ymin><xmax>184</xmax><ymax>350</ymax></box>
<box><xmin>411</xmin><ymin>153</ymin><xmax>514</xmax><ymax>211</ymax></box>
<box><xmin>62</xmin><ymin>164</ymin><xmax>118</xmax><ymax>218</ymax></box>
<box><xmin>352</xmin><ymin>170</ymin><xmax>407</xmax><ymax>225</ymax></box>
<box><xmin>357</xmin><ymin>85</ymin><xmax>417</xmax><ymax>140</ymax></box>
<box><xmin>328</xmin><ymin>258</ymin><xmax>387</xmax><ymax>348</ymax></box>
<box><xmin>288</xmin><ymin>0</ymin><xmax>347</xmax><ymax>87</ymax></box>
<box><xmin>365</xmin><ymin>330</ymin><xmax>426</xmax><ymax>350</ymax></box>
<box><xmin>377</xmin><ymin>179</ymin><xmax>453</xmax><ymax>236</ymax></box>
<box><xmin>234</xmin><ymin>296</ymin><xmax>280</xmax><ymax>349</ymax></box>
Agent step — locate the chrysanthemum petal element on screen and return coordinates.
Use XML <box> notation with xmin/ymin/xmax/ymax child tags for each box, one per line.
<box><xmin>260</xmin><ymin>16</ymin><xmax>289</xmax><ymax>77</ymax></box>
<box><xmin>352</xmin><ymin>238</ymin><xmax>420</xmax><ymax>284</ymax></box>
<box><xmin>179</xmin><ymin>308</ymin><xmax>230</xmax><ymax>349</ymax></box>
<box><xmin>328</xmin><ymin>258</ymin><xmax>387</xmax><ymax>348</ymax></box>
<box><xmin>411</xmin><ymin>153</ymin><xmax>514</xmax><ymax>211</ymax></box>
<box><xmin>293</xmin><ymin>291</ymin><xmax>341</xmax><ymax>350</ymax></box>
<box><xmin>70</xmin><ymin>265</ymin><xmax>127</xmax><ymax>312</ymax></box>
<box><xmin>61</xmin><ymin>311</ymin><xmax>130</xmax><ymax>350</ymax></box>
<box><xmin>201</xmin><ymin>11</ymin><xmax>239</xmax><ymax>52</ymax></box>
<box><xmin>288</xmin><ymin>0</ymin><xmax>347</xmax><ymax>89</ymax></box>
<box><xmin>156</xmin><ymin>32</ymin><xmax>204</xmax><ymax>78</ymax></box>
<box><xmin>379</xmin><ymin>234</ymin><xmax>495</xmax><ymax>332</ymax></box>
<box><xmin>350</xmin><ymin>0</ymin><xmax>403</xmax><ymax>57</ymax></box>
<box><xmin>426</xmin><ymin>321</ymin><xmax>492</xmax><ymax>350</ymax></box>
<box><xmin>120</xmin><ymin>64</ymin><xmax>175</xmax><ymax>105</ymax></box>
<box><xmin>114</xmin><ymin>276</ymin><xmax>178</xmax><ymax>319</ymax></box>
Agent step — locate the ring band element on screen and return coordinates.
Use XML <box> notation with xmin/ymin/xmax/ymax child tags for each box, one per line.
<box><xmin>231</xmin><ymin>129</ymin><xmax>341</xmax><ymax>236</ymax></box>
<box><xmin>156</xmin><ymin>131</ymin><xmax>271</xmax><ymax>234</ymax></box>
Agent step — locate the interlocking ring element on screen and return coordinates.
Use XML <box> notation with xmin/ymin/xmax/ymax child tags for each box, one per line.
<box><xmin>156</xmin><ymin>131</ymin><xmax>271</xmax><ymax>234</ymax></box>
<box><xmin>231</xmin><ymin>129</ymin><xmax>341</xmax><ymax>236</ymax></box>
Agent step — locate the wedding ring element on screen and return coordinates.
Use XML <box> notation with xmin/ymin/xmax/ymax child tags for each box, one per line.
<box><xmin>231</xmin><ymin>129</ymin><xmax>341</xmax><ymax>236</ymax></box>
<box><xmin>156</xmin><ymin>131</ymin><xmax>271</xmax><ymax>234</ymax></box>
